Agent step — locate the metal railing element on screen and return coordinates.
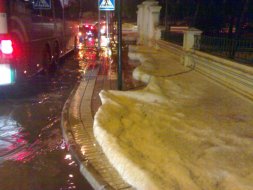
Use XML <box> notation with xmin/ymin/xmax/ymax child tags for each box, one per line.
<box><xmin>194</xmin><ymin>35</ymin><xmax>253</xmax><ymax>64</ymax></box>
<box><xmin>161</xmin><ymin>30</ymin><xmax>184</xmax><ymax>46</ymax></box>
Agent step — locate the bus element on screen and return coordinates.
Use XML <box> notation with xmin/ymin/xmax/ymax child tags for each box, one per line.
<box><xmin>0</xmin><ymin>0</ymin><xmax>78</xmax><ymax>86</ymax></box>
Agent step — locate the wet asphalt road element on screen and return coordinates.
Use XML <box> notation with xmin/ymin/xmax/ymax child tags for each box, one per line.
<box><xmin>0</xmin><ymin>51</ymin><xmax>93</xmax><ymax>190</ymax></box>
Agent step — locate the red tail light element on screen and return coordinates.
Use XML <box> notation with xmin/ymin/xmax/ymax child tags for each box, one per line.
<box><xmin>91</xmin><ymin>26</ymin><xmax>94</xmax><ymax>30</ymax></box>
<box><xmin>1</xmin><ymin>39</ymin><xmax>13</xmax><ymax>55</ymax></box>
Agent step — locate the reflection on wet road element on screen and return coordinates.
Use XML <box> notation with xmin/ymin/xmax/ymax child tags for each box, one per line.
<box><xmin>0</xmin><ymin>49</ymin><xmax>94</xmax><ymax>189</ymax></box>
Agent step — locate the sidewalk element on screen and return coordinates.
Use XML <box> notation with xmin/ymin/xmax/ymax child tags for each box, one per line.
<box><xmin>93</xmin><ymin>45</ymin><xmax>253</xmax><ymax>190</ymax></box>
<box><xmin>61</xmin><ymin>46</ymin><xmax>139</xmax><ymax>190</ymax></box>
<box><xmin>62</xmin><ymin>42</ymin><xmax>253</xmax><ymax>190</ymax></box>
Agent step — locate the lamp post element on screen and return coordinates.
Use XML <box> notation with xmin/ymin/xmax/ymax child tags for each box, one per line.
<box><xmin>117</xmin><ymin>0</ymin><xmax>122</xmax><ymax>90</ymax></box>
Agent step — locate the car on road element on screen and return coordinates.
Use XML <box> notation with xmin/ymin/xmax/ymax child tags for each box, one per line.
<box><xmin>79</xmin><ymin>23</ymin><xmax>98</xmax><ymax>38</ymax></box>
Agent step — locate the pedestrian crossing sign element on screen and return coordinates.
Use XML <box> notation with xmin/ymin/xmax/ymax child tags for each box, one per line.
<box><xmin>99</xmin><ymin>0</ymin><xmax>115</xmax><ymax>11</ymax></box>
<box><xmin>33</xmin><ymin>0</ymin><xmax>51</xmax><ymax>9</ymax></box>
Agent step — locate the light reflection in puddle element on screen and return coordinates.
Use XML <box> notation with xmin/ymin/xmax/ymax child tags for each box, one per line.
<box><xmin>0</xmin><ymin>50</ymin><xmax>94</xmax><ymax>189</ymax></box>
<box><xmin>0</xmin><ymin>116</ymin><xmax>35</xmax><ymax>162</ymax></box>
<box><xmin>65</xmin><ymin>154</ymin><xmax>72</xmax><ymax>160</ymax></box>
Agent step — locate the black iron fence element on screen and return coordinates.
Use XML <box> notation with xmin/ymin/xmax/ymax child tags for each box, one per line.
<box><xmin>194</xmin><ymin>35</ymin><xmax>253</xmax><ymax>64</ymax></box>
<box><xmin>161</xmin><ymin>31</ymin><xmax>184</xmax><ymax>46</ymax></box>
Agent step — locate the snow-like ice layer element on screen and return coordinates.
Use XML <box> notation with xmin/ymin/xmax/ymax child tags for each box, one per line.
<box><xmin>94</xmin><ymin>46</ymin><xmax>253</xmax><ymax>190</ymax></box>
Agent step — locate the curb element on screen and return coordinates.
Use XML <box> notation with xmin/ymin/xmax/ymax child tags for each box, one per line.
<box><xmin>61</xmin><ymin>79</ymin><xmax>114</xmax><ymax>190</ymax></box>
<box><xmin>61</xmin><ymin>66</ymin><xmax>132</xmax><ymax>190</ymax></box>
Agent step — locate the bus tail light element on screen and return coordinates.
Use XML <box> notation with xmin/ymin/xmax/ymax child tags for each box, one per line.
<box><xmin>0</xmin><ymin>64</ymin><xmax>15</xmax><ymax>85</ymax></box>
<box><xmin>0</xmin><ymin>39</ymin><xmax>14</xmax><ymax>55</ymax></box>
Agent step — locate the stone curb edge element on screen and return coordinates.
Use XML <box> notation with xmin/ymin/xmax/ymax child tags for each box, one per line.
<box><xmin>61</xmin><ymin>81</ymin><xmax>114</xmax><ymax>190</ymax></box>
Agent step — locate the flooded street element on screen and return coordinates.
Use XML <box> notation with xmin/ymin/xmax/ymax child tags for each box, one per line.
<box><xmin>0</xmin><ymin>52</ymin><xmax>93</xmax><ymax>190</ymax></box>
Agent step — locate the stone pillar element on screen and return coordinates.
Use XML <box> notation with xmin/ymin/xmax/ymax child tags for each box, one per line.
<box><xmin>183</xmin><ymin>28</ymin><xmax>202</xmax><ymax>66</ymax></box>
<box><xmin>148</xmin><ymin>5</ymin><xmax>162</xmax><ymax>39</ymax></box>
<box><xmin>137</xmin><ymin>4</ymin><xmax>144</xmax><ymax>44</ymax></box>
<box><xmin>183</xmin><ymin>28</ymin><xmax>202</xmax><ymax>51</ymax></box>
<box><xmin>137</xmin><ymin>0</ymin><xmax>160</xmax><ymax>44</ymax></box>
<box><xmin>143</xmin><ymin>1</ymin><xmax>158</xmax><ymax>40</ymax></box>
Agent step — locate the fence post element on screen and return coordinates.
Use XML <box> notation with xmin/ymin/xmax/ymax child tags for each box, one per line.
<box><xmin>183</xmin><ymin>28</ymin><xmax>202</xmax><ymax>67</ymax></box>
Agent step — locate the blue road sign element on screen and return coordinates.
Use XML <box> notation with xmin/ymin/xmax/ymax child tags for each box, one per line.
<box><xmin>33</xmin><ymin>0</ymin><xmax>51</xmax><ymax>9</ymax></box>
<box><xmin>99</xmin><ymin>0</ymin><xmax>115</xmax><ymax>11</ymax></box>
